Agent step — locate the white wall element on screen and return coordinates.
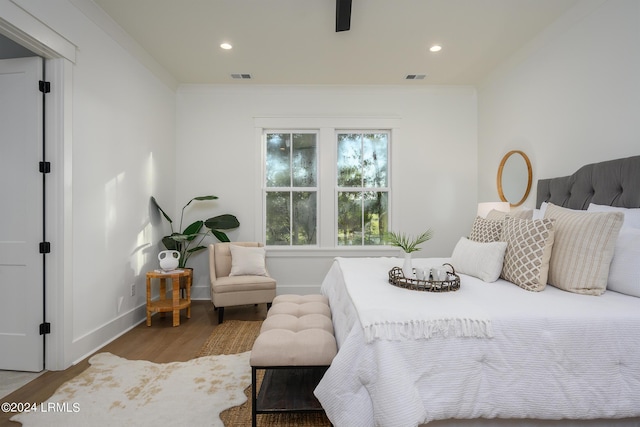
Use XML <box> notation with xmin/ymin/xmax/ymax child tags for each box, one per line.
<box><xmin>8</xmin><ymin>0</ymin><xmax>178</xmax><ymax>367</ymax></box>
<box><xmin>17</xmin><ymin>0</ymin><xmax>627</xmax><ymax>367</ymax></box>
<box><xmin>478</xmin><ymin>0</ymin><xmax>640</xmax><ymax>207</ymax></box>
<box><xmin>176</xmin><ymin>85</ymin><xmax>478</xmax><ymax>296</ymax></box>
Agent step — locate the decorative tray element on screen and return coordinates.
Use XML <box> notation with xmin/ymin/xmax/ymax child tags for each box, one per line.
<box><xmin>388</xmin><ymin>263</ymin><xmax>460</xmax><ymax>292</ymax></box>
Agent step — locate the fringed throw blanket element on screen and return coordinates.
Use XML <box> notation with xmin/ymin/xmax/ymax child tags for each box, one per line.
<box><xmin>333</xmin><ymin>257</ymin><xmax>493</xmax><ymax>342</ymax></box>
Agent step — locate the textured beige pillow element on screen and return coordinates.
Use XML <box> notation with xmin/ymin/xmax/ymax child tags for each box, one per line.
<box><xmin>468</xmin><ymin>217</ymin><xmax>503</xmax><ymax>243</ymax></box>
<box><xmin>486</xmin><ymin>209</ymin><xmax>534</xmax><ymax>220</ymax></box>
<box><xmin>544</xmin><ymin>203</ymin><xmax>624</xmax><ymax>295</ymax></box>
<box><xmin>229</xmin><ymin>245</ymin><xmax>267</xmax><ymax>276</ymax></box>
<box><xmin>500</xmin><ymin>217</ymin><xmax>555</xmax><ymax>291</ymax></box>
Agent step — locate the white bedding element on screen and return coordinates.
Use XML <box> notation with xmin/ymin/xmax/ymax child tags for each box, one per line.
<box><xmin>315</xmin><ymin>257</ymin><xmax>640</xmax><ymax>427</ymax></box>
<box><xmin>339</xmin><ymin>257</ymin><xmax>493</xmax><ymax>342</ymax></box>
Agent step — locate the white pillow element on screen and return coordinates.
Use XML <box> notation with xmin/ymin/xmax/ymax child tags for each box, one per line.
<box><xmin>532</xmin><ymin>202</ymin><xmax>548</xmax><ymax>220</ymax></box>
<box><xmin>607</xmin><ymin>227</ymin><xmax>640</xmax><ymax>297</ymax></box>
<box><xmin>229</xmin><ymin>245</ymin><xmax>267</xmax><ymax>276</ymax></box>
<box><xmin>587</xmin><ymin>203</ymin><xmax>640</xmax><ymax>229</ymax></box>
<box><xmin>451</xmin><ymin>237</ymin><xmax>507</xmax><ymax>283</ymax></box>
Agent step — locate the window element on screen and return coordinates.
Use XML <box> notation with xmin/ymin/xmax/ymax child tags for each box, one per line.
<box><xmin>260</xmin><ymin>120</ymin><xmax>394</xmax><ymax>249</ymax></box>
<box><xmin>264</xmin><ymin>131</ymin><xmax>318</xmax><ymax>245</ymax></box>
<box><xmin>337</xmin><ymin>132</ymin><xmax>389</xmax><ymax>245</ymax></box>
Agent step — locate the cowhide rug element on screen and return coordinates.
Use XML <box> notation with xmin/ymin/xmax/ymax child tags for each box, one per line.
<box><xmin>11</xmin><ymin>351</ymin><xmax>251</xmax><ymax>426</ymax></box>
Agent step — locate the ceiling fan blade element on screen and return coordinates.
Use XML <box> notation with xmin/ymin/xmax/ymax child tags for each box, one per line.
<box><xmin>336</xmin><ymin>0</ymin><xmax>352</xmax><ymax>32</ymax></box>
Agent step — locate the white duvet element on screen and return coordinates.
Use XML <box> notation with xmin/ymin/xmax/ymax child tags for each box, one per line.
<box><xmin>315</xmin><ymin>257</ymin><xmax>640</xmax><ymax>427</ymax></box>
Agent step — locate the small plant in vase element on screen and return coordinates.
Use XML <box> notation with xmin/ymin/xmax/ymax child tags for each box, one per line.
<box><xmin>151</xmin><ymin>195</ymin><xmax>240</xmax><ymax>269</ymax></box>
<box><xmin>386</xmin><ymin>230</ymin><xmax>433</xmax><ymax>278</ymax></box>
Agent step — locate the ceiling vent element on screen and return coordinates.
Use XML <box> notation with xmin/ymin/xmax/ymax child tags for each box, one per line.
<box><xmin>405</xmin><ymin>74</ymin><xmax>426</xmax><ymax>80</ymax></box>
<box><xmin>231</xmin><ymin>73</ymin><xmax>252</xmax><ymax>80</ymax></box>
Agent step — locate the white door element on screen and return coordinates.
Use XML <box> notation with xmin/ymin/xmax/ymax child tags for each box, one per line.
<box><xmin>0</xmin><ymin>57</ymin><xmax>44</xmax><ymax>372</ymax></box>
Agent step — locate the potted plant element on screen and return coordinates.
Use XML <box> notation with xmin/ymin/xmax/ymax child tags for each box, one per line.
<box><xmin>151</xmin><ymin>195</ymin><xmax>240</xmax><ymax>268</ymax></box>
<box><xmin>386</xmin><ymin>230</ymin><xmax>433</xmax><ymax>278</ymax></box>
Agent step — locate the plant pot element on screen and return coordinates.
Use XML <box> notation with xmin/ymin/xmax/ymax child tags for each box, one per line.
<box><xmin>158</xmin><ymin>250</ymin><xmax>180</xmax><ymax>271</ymax></box>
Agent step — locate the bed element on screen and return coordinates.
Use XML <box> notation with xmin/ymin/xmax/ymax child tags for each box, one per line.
<box><xmin>315</xmin><ymin>155</ymin><xmax>640</xmax><ymax>427</ymax></box>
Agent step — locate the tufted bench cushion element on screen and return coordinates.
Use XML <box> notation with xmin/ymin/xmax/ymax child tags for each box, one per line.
<box><xmin>251</xmin><ymin>328</ymin><xmax>336</xmax><ymax>366</ymax></box>
<box><xmin>250</xmin><ymin>294</ymin><xmax>336</xmax><ymax>367</ymax></box>
<box><xmin>264</xmin><ymin>301</ymin><xmax>331</xmax><ymax>319</ymax></box>
<box><xmin>250</xmin><ymin>294</ymin><xmax>336</xmax><ymax>426</ymax></box>
<box><xmin>260</xmin><ymin>313</ymin><xmax>334</xmax><ymax>334</ymax></box>
<box><xmin>271</xmin><ymin>294</ymin><xmax>329</xmax><ymax>304</ymax></box>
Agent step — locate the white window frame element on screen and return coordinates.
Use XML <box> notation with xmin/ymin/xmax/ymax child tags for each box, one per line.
<box><xmin>263</xmin><ymin>130</ymin><xmax>319</xmax><ymax>247</ymax></box>
<box><xmin>255</xmin><ymin>116</ymin><xmax>401</xmax><ymax>256</ymax></box>
<box><xmin>335</xmin><ymin>130</ymin><xmax>391</xmax><ymax>247</ymax></box>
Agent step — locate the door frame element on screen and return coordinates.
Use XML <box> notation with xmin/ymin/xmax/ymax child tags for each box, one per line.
<box><xmin>0</xmin><ymin>3</ymin><xmax>75</xmax><ymax>370</ymax></box>
<box><xmin>43</xmin><ymin>57</ymin><xmax>73</xmax><ymax>371</ymax></box>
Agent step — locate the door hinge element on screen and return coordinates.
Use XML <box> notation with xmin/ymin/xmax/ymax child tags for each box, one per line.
<box><xmin>39</xmin><ymin>80</ymin><xmax>50</xmax><ymax>93</ymax></box>
<box><xmin>39</xmin><ymin>322</ymin><xmax>51</xmax><ymax>335</ymax></box>
<box><xmin>39</xmin><ymin>161</ymin><xmax>51</xmax><ymax>174</ymax></box>
<box><xmin>39</xmin><ymin>242</ymin><xmax>51</xmax><ymax>254</ymax></box>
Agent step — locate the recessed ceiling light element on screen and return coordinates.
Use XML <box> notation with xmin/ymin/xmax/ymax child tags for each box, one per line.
<box><xmin>429</xmin><ymin>45</ymin><xmax>442</xmax><ymax>52</ymax></box>
<box><xmin>220</xmin><ymin>43</ymin><xmax>232</xmax><ymax>50</ymax></box>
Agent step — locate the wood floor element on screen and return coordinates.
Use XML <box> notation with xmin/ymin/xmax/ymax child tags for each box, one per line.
<box><xmin>0</xmin><ymin>300</ymin><xmax>267</xmax><ymax>426</ymax></box>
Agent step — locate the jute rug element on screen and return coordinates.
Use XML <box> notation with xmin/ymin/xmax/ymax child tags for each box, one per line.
<box><xmin>198</xmin><ymin>320</ymin><xmax>332</xmax><ymax>427</ymax></box>
<box><xmin>10</xmin><ymin>351</ymin><xmax>251</xmax><ymax>427</ymax></box>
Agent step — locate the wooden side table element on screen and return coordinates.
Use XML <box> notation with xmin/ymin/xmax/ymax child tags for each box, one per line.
<box><xmin>146</xmin><ymin>269</ymin><xmax>192</xmax><ymax>327</ymax></box>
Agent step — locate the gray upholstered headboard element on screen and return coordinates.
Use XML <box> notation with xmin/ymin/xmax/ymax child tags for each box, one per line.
<box><xmin>536</xmin><ymin>155</ymin><xmax>640</xmax><ymax>210</ymax></box>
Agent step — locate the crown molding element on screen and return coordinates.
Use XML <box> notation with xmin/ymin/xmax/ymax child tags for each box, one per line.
<box><xmin>0</xmin><ymin>0</ymin><xmax>76</xmax><ymax>61</ymax></box>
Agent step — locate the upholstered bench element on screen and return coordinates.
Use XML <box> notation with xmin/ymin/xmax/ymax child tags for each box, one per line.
<box><xmin>250</xmin><ymin>294</ymin><xmax>337</xmax><ymax>427</ymax></box>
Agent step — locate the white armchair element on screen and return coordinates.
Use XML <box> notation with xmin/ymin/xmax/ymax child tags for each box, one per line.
<box><xmin>209</xmin><ymin>242</ymin><xmax>276</xmax><ymax>324</ymax></box>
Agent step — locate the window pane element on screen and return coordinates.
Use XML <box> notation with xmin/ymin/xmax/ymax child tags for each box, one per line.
<box><xmin>266</xmin><ymin>133</ymin><xmax>290</xmax><ymax>187</ymax></box>
<box><xmin>337</xmin><ymin>191</ymin><xmax>362</xmax><ymax>245</ymax></box>
<box><xmin>266</xmin><ymin>192</ymin><xmax>290</xmax><ymax>245</ymax></box>
<box><xmin>364</xmin><ymin>191</ymin><xmax>388</xmax><ymax>245</ymax></box>
<box><xmin>292</xmin><ymin>133</ymin><xmax>317</xmax><ymax>187</ymax></box>
<box><xmin>292</xmin><ymin>191</ymin><xmax>317</xmax><ymax>245</ymax></box>
<box><xmin>363</xmin><ymin>133</ymin><xmax>388</xmax><ymax>187</ymax></box>
<box><xmin>337</xmin><ymin>134</ymin><xmax>362</xmax><ymax>187</ymax></box>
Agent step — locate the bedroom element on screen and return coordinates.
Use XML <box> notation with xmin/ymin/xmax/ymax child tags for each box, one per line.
<box><xmin>0</xmin><ymin>0</ymin><xmax>638</xmax><ymax>407</ymax></box>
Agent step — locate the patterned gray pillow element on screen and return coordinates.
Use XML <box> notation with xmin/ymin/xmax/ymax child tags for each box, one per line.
<box><xmin>500</xmin><ymin>217</ymin><xmax>555</xmax><ymax>292</ymax></box>
<box><xmin>468</xmin><ymin>216</ymin><xmax>503</xmax><ymax>243</ymax></box>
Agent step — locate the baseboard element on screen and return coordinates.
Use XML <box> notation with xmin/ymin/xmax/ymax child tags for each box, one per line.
<box><xmin>68</xmin><ymin>284</ymin><xmax>323</xmax><ymax>367</ymax></box>
<box><xmin>190</xmin><ymin>284</ymin><xmax>211</xmax><ymax>300</ymax></box>
<box><xmin>69</xmin><ymin>304</ymin><xmax>147</xmax><ymax>367</ymax></box>
<box><xmin>190</xmin><ymin>284</ymin><xmax>323</xmax><ymax>301</ymax></box>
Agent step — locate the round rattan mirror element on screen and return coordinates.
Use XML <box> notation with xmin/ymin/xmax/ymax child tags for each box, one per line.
<box><xmin>497</xmin><ymin>150</ymin><xmax>532</xmax><ymax>207</ymax></box>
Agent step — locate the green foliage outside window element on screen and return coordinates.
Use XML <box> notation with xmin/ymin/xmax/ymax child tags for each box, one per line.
<box><xmin>264</xmin><ymin>130</ymin><xmax>390</xmax><ymax>247</ymax></box>
<box><xmin>265</xmin><ymin>132</ymin><xmax>317</xmax><ymax>246</ymax></box>
<box><xmin>337</xmin><ymin>133</ymin><xmax>389</xmax><ymax>246</ymax></box>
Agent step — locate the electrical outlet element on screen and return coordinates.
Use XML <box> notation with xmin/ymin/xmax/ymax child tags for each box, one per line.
<box><xmin>130</xmin><ymin>284</ymin><xmax>136</xmax><ymax>297</ymax></box>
